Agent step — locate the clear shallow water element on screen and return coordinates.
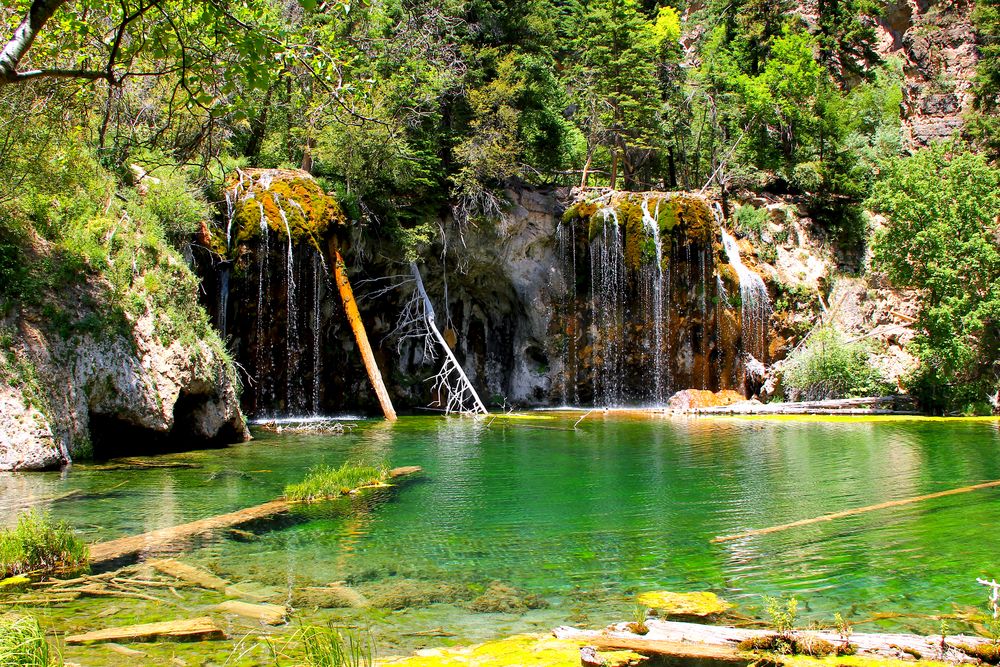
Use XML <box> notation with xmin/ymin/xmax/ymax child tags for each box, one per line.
<box><xmin>4</xmin><ymin>414</ymin><xmax>1000</xmax><ymax>662</ymax></box>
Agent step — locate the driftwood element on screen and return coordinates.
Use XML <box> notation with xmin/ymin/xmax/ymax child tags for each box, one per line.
<box><xmin>88</xmin><ymin>466</ymin><xmax>422</xmax><ymax>566</ymax></box>
<box><xmin>691</xmin><ymin>396</ymin><xmax>918</xmax><ymax>415</ymax></box>
<box><xmin>214</xmin><ymin>600</ymin><xmax>287</xmax><ymax>625</ymax></box>
<box><xmin>331</xmin><ymin>242</ymin><xmax>397</xmax><ymax>421</ymax></box>
<box><xmin>65</xmin><ymin>616</ymin><xmax>225</xmax><ymax>644</ymax></box>
<box><xmin>713</xmin><ymin>478</ymin><xmax>1000</xmax><ymax>543</ymax></box>
<box><xmin>556</xmin><ymin>619</ymin><xmax>991</xmax><ymax>664</ymax></box>
<box><xmin>149</xmin><ymin>559</ymin><xmax>229</xmax><ymax>592</ymax></box>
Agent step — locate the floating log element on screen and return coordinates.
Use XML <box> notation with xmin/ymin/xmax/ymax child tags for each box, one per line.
<box><xmin>556</xmin><ymin>619</ymin><xmax>990</xmax><ymax>664</ymax></box>
<box><xmin>713</xmin><ymin>478</ymin><xmax>1000</xmax><ymax>543</ymax></box>
<box><xmin>149</xmin><ymin>559</ymin><xmax>229</xmax><ymax>592</ymax></box>
<box><xmin>89</xmin><ymin>467</ymin><xmax>422</xmax><ymax>566</ymax></box>
<box><xmin>214</xmin><ymin>600</ymin><xmax>287</xmax><ymax>625</ymax></box>
<box><xmin>330</xmin><ymin>242</ymin><xmax>397</xmax><ymax>422</ymax></box>
<box><xmin>65</xmin><ymin>616</ymin><xmax>225</xmax><ymax>644</ymax></box>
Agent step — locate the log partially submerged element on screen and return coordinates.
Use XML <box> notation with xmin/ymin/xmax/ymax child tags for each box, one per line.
<box><xmin>88</xmin><ymin>466</ymin><xmax>422</xmax><ymax>566</ymax></box>
<box><xmin>713</xmin><ymin>478</ymin><xmax>1000</xmax><ymax>543</ymax></box>
<box><xmin>214</xmin><ymin>600</ymin><xmax>288</xmax><ymax>625</ymax></box>
<box><xmin>555</xmin><ymin>619</ymin><xmax>991</xmax><ymax>664</ymax></box>
<box><xmin>65</xmin><ymin>616</ymin><xmax>225</xmax><ymax>644</ymax></box>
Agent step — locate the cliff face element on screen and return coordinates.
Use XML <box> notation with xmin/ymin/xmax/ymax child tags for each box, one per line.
<box><xmin>875</xmin><ymin>0</ymin><xmax>979</xmax><ymax>146</ymax></box>
<box><xmin>0</xmin><ymin>250</ymin><xmax>248</xmax><ymax>471</ymax></box>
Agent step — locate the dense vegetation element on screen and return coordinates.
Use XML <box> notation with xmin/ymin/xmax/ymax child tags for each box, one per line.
<box><xmin>0</xmin><ymin>511</ymin><xmax>88</xmax><ymax>579</ymax></box>
<box><xmin>0</xmin><ymin>0</ymin><xmax>997</xmax><ymax>410</ymax></box>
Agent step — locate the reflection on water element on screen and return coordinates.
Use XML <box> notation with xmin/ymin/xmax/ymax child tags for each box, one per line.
<box><xmin>3</xmin><ymin>414</ymin><xmax>1000</xmax><ymax>659</ymax></box>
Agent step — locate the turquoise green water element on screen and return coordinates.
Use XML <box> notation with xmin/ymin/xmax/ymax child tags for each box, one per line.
<box><xmin>4</xmin><ymin>413</ymin><xmax>1000</xmax><ymax>662</ymax></box>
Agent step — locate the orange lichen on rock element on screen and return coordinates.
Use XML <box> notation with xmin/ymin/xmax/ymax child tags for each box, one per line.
<box><xmin>667</xmin><ymin>389</ymin><xmax>746</xmax><ymax>411</ymax></box>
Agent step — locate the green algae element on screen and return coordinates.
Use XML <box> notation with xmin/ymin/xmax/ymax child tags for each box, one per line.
<box><xmin>378</xmin><ymin>633</ymin><xmax>645</xmax><ymax>667</ymax></box>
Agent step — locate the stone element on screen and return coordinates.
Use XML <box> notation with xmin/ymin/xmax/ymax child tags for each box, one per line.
<box><xmin>667</xmin><ymin>390</ymin><xmax>746</xmax><ymax>411</ymax></box>
<box><xmin>636</xmin><ymin>591</ymin><xmax>733</xmax><ymax>618</ymax></box>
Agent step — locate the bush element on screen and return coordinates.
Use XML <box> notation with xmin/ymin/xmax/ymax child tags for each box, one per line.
<box><xmin>284</xmin><ymin>462</ymin><xmax>390</xmax><ymax>502</ymax></box>
<box><xmin>869</xmin><ymin>143</ymin><xmax>1000</xmax><ymax>413</ymax></box>
<box><xmin>0</xmin><ymin>511</ymin><xmax>89</xmax><ymax>578</ymax></box>
<box><xmin>0</xmin><ymin>614</ymin><xmax>55</xmax><ymax>667</ymax></box>
<box><xmin>782</xmin><ymin>325</ymin><xmax>892</xmax><ymax>401</ymax></box>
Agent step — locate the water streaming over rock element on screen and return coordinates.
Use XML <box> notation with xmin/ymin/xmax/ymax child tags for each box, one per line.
<box><xmin>721</xmin><ymin>229</ymin><xmax>772</xmax><ymax>365</ymax></box>
<box><xmin>590</xmin><ymin>207</ymin><xmax>626</xmax><ymax>406</ymax></box>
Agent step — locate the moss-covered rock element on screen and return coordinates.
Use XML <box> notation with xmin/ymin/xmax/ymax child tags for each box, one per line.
<box><xmin>362</xmin><ymin>578</ymin><xmax>470</xmax><ymax>610</ymax></box>
<box><xmin>225</xmin><ymin>168</ymin><xmax>345</xmax><ymax>253</ymax></box>
<box><xmin>636</xmin><ymin>590</ymin><xmax>733</xmax><ymax>617</ymax></box>
<box><xmin>468</xmin><ymin>581</ymin><xmax>549</xmax><ymax>614</ymax></box>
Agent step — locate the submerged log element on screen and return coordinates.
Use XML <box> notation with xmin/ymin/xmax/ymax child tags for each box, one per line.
<box><xmin>713</xmin><ymin>478</ymin><xmax>1000</xmax><ymax>543</ymax></box>
<box><xmin>149</xmin><ymin>559</ymin><xmax>229</xmax><ymax>592</ymax></box>
<box><xmin>214</xmin><ymin>600</ymin><xmax>287</xmax><ymax>625</ymax></box>
<box><xmin>88</xmin><ymin>467</ymin><xmax>422</xmax><ymax>566</ymax></box>
<box><xmin>330</xmin><ymin>242</ymin><xmax>397</xmax><ymax>421</ymax></box>
<box><xmin>65</xmin><ymin>616</ymin><xmax>225</xmax><ymax>644</ymax></box>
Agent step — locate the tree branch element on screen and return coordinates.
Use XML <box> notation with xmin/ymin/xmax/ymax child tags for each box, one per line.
<box><xmin>0</xmin><ymin>0</ymin><xmax>71</xmax><ymax>84</ymax></box>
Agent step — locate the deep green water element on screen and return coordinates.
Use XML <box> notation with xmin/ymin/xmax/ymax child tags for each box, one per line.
<box><xmin>4</xmin><ymin>413</ymin><xmax>1000</xmax><ymax>663</ymax></box>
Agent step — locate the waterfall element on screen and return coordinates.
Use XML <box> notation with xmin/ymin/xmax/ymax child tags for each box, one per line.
<box><xmin>557</xmin><ymin>218</ymin><xmax>578</xmax><ymax>406</ymax></box>
<box><xmin>311</xmin><ymin>251</ymin><xmax>326</xmax><ymax>415</ymax></box>
<box><xmin>218</xmin><ymin>268</ymin><xmax>229</xmax><ymax>337</ymax></box>
<box><xmin>255</xmin><ymin>204</ymin><xmax>271</xmax><ymax>412</ymax></box>
<box><xmin>275</xmin><ymin>195</ymin><xmax>302</xmax><ymax>414</ymax></box>
<box><xmin>721</xmin><ymin>229</ymin><xmax>771</xmax><ymax>363</ymax></box>
<box><xmin>590</xmin><ymin>207</ymin><xmax>625</xmax><ymax>407</ymax></box>
<box><xmin>640</xmin><ymin>197</ymin><xmax>666</xmax><ymax>404</ymax></box>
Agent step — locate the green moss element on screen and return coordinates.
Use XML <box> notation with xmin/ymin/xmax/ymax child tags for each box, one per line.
<box><xmin>738</xmin><ymin>634</ymin><xmax>844</xmax><ymax>657</ymax></box>
<box><xmin>468</xmin><ymin>581</ymin><xmax>549</xmax><ymax>613</ymax></box>
<box><xmin>673</xmin><ymin>194</ymin><xmax>714</xmax><ymax>242</ymax></box>
<box><xmin>228</xmin><ymin>169</ymin><xmax>345</xmax><ymax>253</ymax></box>
<box><xmin>957</xmin><ymin>643</ymin><xmax>1000</xmax><ymax>664</ymax></box>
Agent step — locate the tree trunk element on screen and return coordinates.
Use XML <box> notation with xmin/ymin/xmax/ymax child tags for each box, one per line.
<box><xmin>244</xmin><ymin>86</ymin><xmax>273</xmax><ymax>163</ymax></box>
<box><xmin>580</xmin><ymin>149</ymin><xmax>593</xmax><ymax>188</ymax></box>
<box><xmin>609</xmin><ymin>149</ymin><xmax>619</xmax><ymax>190</ymax></box>
<box><xmin>329</xmin><ymin>241</ymin><xmax>397</xmax><ymax>421</ymax></box>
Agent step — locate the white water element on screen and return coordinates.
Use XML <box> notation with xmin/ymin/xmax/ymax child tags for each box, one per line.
<box><xmin>721</xmin><ymin>229</ymin><xmax>772</xmax><ymax>363</ymax></box>
<box><xmin>640</xmin><ymin>197</ymin><xmax>666</xmax><ymax>403</ymax></box>
<box><xmin>590</xmin><ymin>207</ymin><xmax>625</xmax><ymax>406</ymax></box>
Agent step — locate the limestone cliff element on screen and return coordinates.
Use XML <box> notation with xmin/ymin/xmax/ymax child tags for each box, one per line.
<box><xmin>0</xmin><ymin>244</ymin><xmax>248</xmax><ymax>471</ymax></box>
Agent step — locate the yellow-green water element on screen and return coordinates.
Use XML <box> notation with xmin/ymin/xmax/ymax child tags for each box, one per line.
<box><xmin>3</xmin><ymin>413</ymin><xmax>1000</xmax><ymax>664</ymax></box>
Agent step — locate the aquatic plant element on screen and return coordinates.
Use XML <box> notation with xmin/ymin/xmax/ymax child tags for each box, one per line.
<box><xmin>763</xmin><ymin>595</ymin><xmax>798</xmax><ymax>635</ymax></box>
<box><xmin>300</xmin><ymin>626</ymin><xmax>374</xmax><ymax>667</ymax></box>
<box><xmin>284</xmin><ymin>462</ymin><xmax>390</xmax><ymax>502</ymax></box>
<box><xmin>0</xmin><ymin>511</ymin><xmax>88</xmax><ymax>579</ymax></box>
<box><xmin>626</xmin><ymin>603</ymin><xmax>650</xmax><ymax>635</ymax></box>
<box><xmin>0</xmin><ymin>614</ymin><xmax>55</xmax><ymax>667</ymax></box>
<box><xmin>468</xmin><ymin>581</ymin><xmax>549</xmax><ymax>614</ymax></box>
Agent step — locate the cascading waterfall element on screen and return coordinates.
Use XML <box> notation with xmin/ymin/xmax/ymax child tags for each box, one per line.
<box><xmin>311</xmin><ymin>251</ymin><xmax>326</xmax><ymax>415</ymax></box>
<box><xmin>275</xmin><ymin>196</ymin><xmax>302</xmax><ymax>414</ymax></box>
<box><xmin>590</xmin><ymin>207</ymin><xmax>626</xmax><ymax>406</ymax></box>
<box><xmin>556</xmin><ymin>218</ymin><xmax>578</xmax><ymax>406</ymax></box>
<box><xmin>255</xmin><ymin>205</ymin><xmax>271</xmax><ymax>411</ymax></box>
<box><xmin>721</xmin><ymin>229</ymin><xmax>772</xmax><ymax>364</ymax></box>
<box><xmin>640</xmin><ymin>196</ymin><xmax>666</xmax><ymax>404</ymax></box>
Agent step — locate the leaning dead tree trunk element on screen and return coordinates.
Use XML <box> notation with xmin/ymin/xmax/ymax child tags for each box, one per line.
<box><xmin>329</xmin><ymin>241</ymin><xmax>397</xmax><ymax>421</ymax></box>
<box><xmin>410</xmin><ymin>263</ymin><xmax>488</xmax><ymax>415</ymax></box>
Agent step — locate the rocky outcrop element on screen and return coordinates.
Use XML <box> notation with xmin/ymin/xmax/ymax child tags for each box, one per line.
<box><xmin>0</xmin><ymin>273</ymin><xmax>248</xmax><ymax>472</ymax></box>
<box><xmin>874</xmin><ymin>0</ymin><xmax>978</xmax><ymax>146</ymax></box>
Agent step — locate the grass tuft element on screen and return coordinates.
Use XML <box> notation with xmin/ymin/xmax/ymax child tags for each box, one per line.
<box><xmin>284</xmin><ymin>462</ymin><xmax>390</xmax><ymax>502</ymax></box>
<box><xmin>301</xmin><ymin>626</ymin><xmax>374</xmax><ymax>667</ymax></box>
<box><xmin>0</xmin><ymin>511</ymin><xmax>89</xmax><ymax>579</ymax></box>
<box><xmin>0</xmin><ymin>614</ymin><xmax>55</xmax><ymax>666</ymax></box>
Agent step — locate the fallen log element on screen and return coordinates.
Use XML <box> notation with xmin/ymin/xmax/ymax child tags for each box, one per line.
<box><xmin>149</xmin><ymin>559</ymin><xmax>229</xmax><ymax>592</ymax></box>
<box><xmin>556</xmin><ymin>619</ymin><xmax>990</xmax><ymax>664</ymax></box>
<box><xmin>89</xmin><ymin>467</ymin><xmax>422</xmax><ymax>566</ymax></box>
<box><xmin>331</xmin><ymin>242</ymin><xmax>397</xmax><ymax>421</ymax></box>
<box><xmin>713</xmin><ymin>478</ymin><xmax>1000</xmax><ymax>543</ymax></box>
<box><xmin>65</xmin><ymin>616</ymin><xmax>225</xmax><ymax>644</ymax></box>
<box><xmin>214</xmin><ymin>600</ymin><xmax>287</xmax><ymax>625</ymax></box>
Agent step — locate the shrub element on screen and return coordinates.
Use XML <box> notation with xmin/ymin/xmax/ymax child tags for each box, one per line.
<box><xmin>284</xmin><ymin>462</ymin><xmax>390</xmax><ymax>502</ymax></box>
<box><xmin>0</xmin><ymin>511</ymin><xmax>89</xmax><ymax>578</ymax></box>
<box><xmin>0</xmin><ymin>614</ymin><xmax>55</xmax><ymax>667</ymax></box>
<box><xmin>782</xmin><ymin>325</ymin><xmax>892</xmax><ymax>401</ymax></box>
